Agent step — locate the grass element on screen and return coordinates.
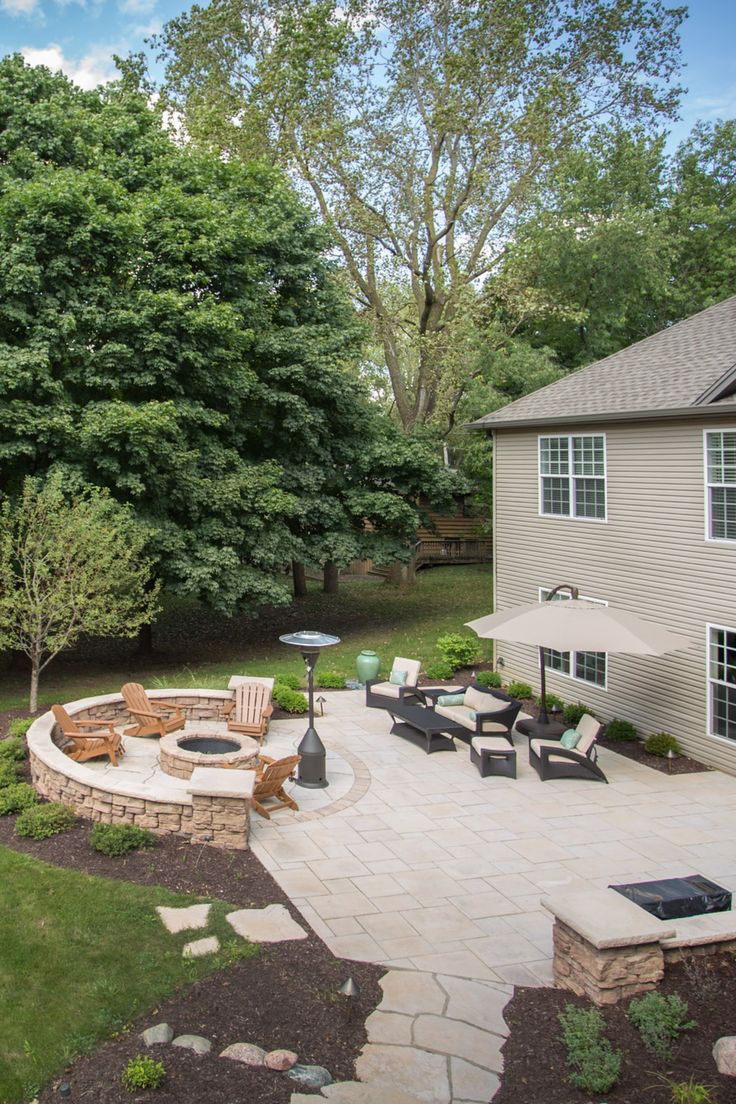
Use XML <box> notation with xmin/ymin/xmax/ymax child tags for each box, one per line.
<box><xmin>0</xmin><ymin>847</ymin><xmax>252</xmax><ymax>1103</ymax></box>
<box><xmin>0</xmin><ymin>565</ymin><xmax>493</xmax><ymax>713</ymax></box>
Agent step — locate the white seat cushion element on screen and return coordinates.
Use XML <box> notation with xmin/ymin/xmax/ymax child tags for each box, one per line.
<box><xmin>370</xmin><ymin>681</ymin><xmax>402</xmax><ymax>699</ymax></box>
<box><xmin>531</xmin><ymin>737</ymin><xmax>582</xmax><ymax>763</ymax></box>
<box><xmin>435</xmin><ymin>704</ymin><xmax>475</xmax><ymax>730</ymax></box>
<box><xmin>464</xmin><ymin>686</ymin><xmax>510</xmax><ymax>713</ymax></box>
<box><xmin>472</xmin><ymin>736</ymin><xmax>515</xmax><ymax>753</ymax></box>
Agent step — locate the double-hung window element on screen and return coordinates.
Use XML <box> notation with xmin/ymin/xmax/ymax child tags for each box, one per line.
<box><xmin>539</xmin><ymin>435</ymin><xmax>606</xmax><ymax>520</ymax></box>
<box><xmin>705</xmin><ymin>431</ymin><xmax>736</xmax><ymax>541</ymax></box>
<box><xmin>708</xmin><ymin>624</ymin><xmax>736</xmax><ymax>742</ymax></box>
<box><xmin>539</xmin><ymin>588</ymin><xmax>608</xmax><ymax>689</ymax></box>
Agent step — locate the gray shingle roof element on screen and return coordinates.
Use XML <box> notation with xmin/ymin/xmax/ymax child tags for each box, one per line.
<box><xmin>469</xmin><ymin>295</ymin><xmax>736</xmax><ymax>430</ymax></box>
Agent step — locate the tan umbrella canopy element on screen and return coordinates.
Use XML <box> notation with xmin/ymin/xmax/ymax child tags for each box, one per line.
<box><xmin>466</xmin><ymin>584</ymin><xmax>691</xmax><ymax>727</ymax></box>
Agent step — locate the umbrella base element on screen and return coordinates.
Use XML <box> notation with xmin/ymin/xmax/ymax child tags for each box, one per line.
<box><xmin>516</xmin><ymin>718</ymin><xmax>566</xmax><ymax>741</ymax></box>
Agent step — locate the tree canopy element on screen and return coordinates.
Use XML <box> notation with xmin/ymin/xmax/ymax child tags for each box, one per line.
<box><xmin>158</xmin><ymin>0</ymin><xmax>685</xmax><ymax>431</ymax></box>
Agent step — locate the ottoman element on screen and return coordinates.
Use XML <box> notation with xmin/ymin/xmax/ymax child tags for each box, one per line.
<box><xmin>470</xmin><ymin>736</ymin><xmax>517</xmax><ymax>778</ymax></box>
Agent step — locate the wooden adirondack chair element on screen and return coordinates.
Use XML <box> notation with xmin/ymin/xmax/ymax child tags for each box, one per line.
<box><xmin>223</xmin><ymin>681</ymin><xmax>273</xmax><ymax>744</ymax></box>
<box><xmin>251</xmin><ymin>754</ymin><xmax>301</xmax><ymax>819</ymax></box>
<box><xmin>52</xmin><ymin>704</ymin><xmax>124</xmax><ymax>766</ymax></box>
<box><xmin>121</xmin><ymin>683</ymin><xmax>185</xmax><ymax>739</ymax></box>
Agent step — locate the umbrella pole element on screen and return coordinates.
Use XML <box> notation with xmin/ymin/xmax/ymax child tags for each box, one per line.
<box><xmin>538</xmin><ymin>646</ymin><xmax>549</xmax><ymax>726</ymax></box>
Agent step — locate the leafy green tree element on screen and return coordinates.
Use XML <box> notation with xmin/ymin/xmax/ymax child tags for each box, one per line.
<box><xmin>0</xmin><ymin>475</ymin><xmax>159</xmax><ymax>711</ymax></box>
<box><xmin>158</xmin><ymin>0</ymin><xmax>684</xmax><ymax>431</ymax></box>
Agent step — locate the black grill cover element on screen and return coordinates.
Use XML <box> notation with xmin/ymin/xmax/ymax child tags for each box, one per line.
<box><xmin>610</xmin><ymin>875</ymin><xmax>732</xmax><ymax>921</ymax></box>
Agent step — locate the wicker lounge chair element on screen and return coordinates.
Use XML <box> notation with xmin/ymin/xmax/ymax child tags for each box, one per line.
<box><xmin>365</xmin><ymin>657</ymin><xmax>422</xmax><ymax>709</ymax></box>
<box><xmin>223</xmin><ymin>681</ymin><xmax>273</xmax><ymax>744</ymax></box>
<box><xmin>52</xmin><ymin>704</ymin><xmax>124</xmax><ymax>766</ymax></box>
<box><xmin>121</xmin><ymin>683</ymin><xmax>186</xmax><ymax>739</ymax></box>
<box><xmin>252</xmin><ymin>754</ymin><xmax>301</xmax><ymax>819</ymax></box>
<box><xmin>528</xmin><ymin>713</ymin><xmax>607</xmax><ymax>782</ymax></box>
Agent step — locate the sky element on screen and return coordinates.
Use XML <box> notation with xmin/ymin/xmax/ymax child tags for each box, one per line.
<box><xmin>0</xmin><ymin>0</ymin><xmax>735</xmax><ymax>149</ymax></box>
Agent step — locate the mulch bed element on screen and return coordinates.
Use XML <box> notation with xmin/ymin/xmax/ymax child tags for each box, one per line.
<box><xmin>494</xmin><ymin>954</ymin><xmax>736</xmax><ymax>1104</ymax></box>
<box><xmin>0</xmin><ymin>797</ymin><xmax>383</xmax><ymax>1104</ymax></box>
<box><xmin>597</xmin><ymin>737</ymin><xmax>712</xmax><ymax>775</ymax></box>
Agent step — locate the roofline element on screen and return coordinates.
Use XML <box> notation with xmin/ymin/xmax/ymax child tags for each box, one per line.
<box><xmin>465</xmin><ymin>403</ymin><xmax>736</xmax><ymax>432</ymax></box>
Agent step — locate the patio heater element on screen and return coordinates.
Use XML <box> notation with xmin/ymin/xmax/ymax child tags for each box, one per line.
<box><xmin>279</xmin><ymin>630</ymin><xmax>340</xmax><ymax>788</ymax></box>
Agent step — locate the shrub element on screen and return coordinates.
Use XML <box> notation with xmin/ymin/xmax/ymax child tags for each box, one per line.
<box><xmin>605</xmin><ymin>718</ymin><xmax>639</xmax><ymax>741</ymax></box>
<box><xmin>317</xmin><ymin>670</ymin><xmax>346</xmax><ymax>689</ymax></box>
<box><xmin>436</xmin><ymin>633</ymin><xmax>480</xmax><ymax>671</ymax></box>
<box><xmin>0</xmin><ymin>783</ymin><xmax>39</xmax><ymax>815</ymax></box>
<box><xmin>122</xmin><ymin>1055</ymin><xmax>165</xmax><ymax>1092</ymax></box>
<box><xmin>476</xmin><ymin>670</ymin><xmax>503</xmax><ymax>688</ymax></box>
<box><xmin>506</xmin><ymin>681</ymin><xmax>533</xmax><ymax>700</ymax></box>
<box><xmin>7</xmin><ymin>718</ymin><xmax>33</xmax><ymax>739</ymax></box>
<box><xmin>645</xmin><ymin>732</ymin><xmax>682</xmax><ymax>758</ymax></box>
<box><xmin>563</xmin><ymin>702</ymin><xmax>594</xmax><ymax>726</ymax></box>
<box><xmin>628</xmin><ymin>992</ymin><xmax>694</xmax><ymax>1060</ymax></box>
<box><xmin>0</xmin><ymin>736</ymin><xmax>26</xmax><ymax>762</ymax></box>
<box><xmin>90</xmin><ymin>823</ymin><xmax>156</xmax><ymax>857</ymax></box>
<box><xmin>0</xmin><ymin>761</ymin><xmax>22</xmax><ymax>789</ymax></box>
<box><xmin>274</xmin><ymin>673</ymin><xmax>302</xmax><ymax>691</ymax></box>
<box><xmin>559</xmin><ymin>1005</ymin><xmax>622</xmax><ymax>1095</ymax></box>
<box><xmin>273</xmin><ymin>685</ymin><xmax>309</xmax><ymax>714</ymax></box>
<box><xmin>543</xmin><ymin>692</ymin><xmax>564</xmax><ymax>711</ymax></box>
<box><xmin>16</xmin><ymin>802</ymin><xmax>76</xmax><ymax>839</ymax></box>
<box><xmin>425</xmin><ymin>660</ymin><xmax>455</xmax><ymax>681</ymax></box>
<box><xmin>665</xmin><ymin>1076</ymin><xmax>716</xmax><ymax>1104</ymax></box>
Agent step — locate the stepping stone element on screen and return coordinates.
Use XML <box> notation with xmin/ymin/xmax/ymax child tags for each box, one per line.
<box><xmin>141</xmin><ymin>1023</ymin><xmax>174</xmax><ymax>1045</ymax></box>
<box><xmin>320</xmin><ymin>1083</ymin><xmax>429</xmax><ymax>1103</ymax></box>
<box><xmin>183</xmin><ymin>935</ymin><xmax>220</xmax><ymax>958</ymax></box>
<box><xmin>265</xmin><ymin>1048</ymin><xmax>298</xmax><ymax>1070</ymax></box>
<box><xmin>450</xmin><ymin>1057</ymin><xmax>501</xmax><ymax>1102</ymax></box>
<box><xmin>156</xmin><ymin>904</ymin><xmax>211</xmax><ymax>934</ymax></box>
<box><xmin>356</xmin><ymin>1045</ymin><xmax>450</xmax><ymax>1104</ymax></box>
<box><xmin>172</xmin><ymin>1034</ymin><xmax>211</xmax><ymax>1055</ymax></box>
<box><xmin>378</xmin><ymin>971</ymin><xmax>445</xmax><ymax>1016</ymax></box>
<box><xmin>286</xmin><ymin>1064</ymin><xmax>333</xmax><ymax>1089</ymax></box>
<box><xmin>226</xmin><ymin>903</ymin><xmax>308</xmax><ymax>943</ymax></box>
<box><xmin>220</xmin><ymin>1043</ymin><xmax>267</xmax><ymax>1066</ymax></box>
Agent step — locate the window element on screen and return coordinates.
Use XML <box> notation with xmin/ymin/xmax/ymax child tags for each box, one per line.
<box><xmin>708</xmin><ymin>624</ymin><xmax>736</xmax><ymax>741</ymax></box>
<box><xmin>540</xmin><ymin>588</ymin><xmax>608</xmax><ymax>688</ymax></box>
<box><xmin>705</xmin><ymin>431</ymin><xmax>736</xmax><ymax>540</ymax></box>
<box><xmin>539</xmin><ymin>435</ymin><xmax>606</xmax><ymax>520</ymax></box>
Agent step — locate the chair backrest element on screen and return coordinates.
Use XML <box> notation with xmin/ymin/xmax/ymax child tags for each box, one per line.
<box><xmin>465</xmin><ymin>685</ymin><xmax>510</xmax><ymax>713</ymax></box>
<box><xmin>121</xmin><ymin>682</ymin><xmax>151</xmax><ymax>715</ymax></box>
<box><xmin>254</xmin><ymin>755</ymin><xmax>301</xmax><ymax>797</ymax></box>
<box><xmin>576</xmin><ymin>714</ymin><xmax>603</xmax><ymax>755</ymax></box>
<box><xmin>234</xmin><ymin>681</ymin><xmax>271</xmax><ymax>724</ymax></box>
<box><xmin>229</xmin><ymin>675</ymin><xmax>275</xmax><ymax>692</ymax></box>
<box><xmin>52</xmin><ymin>703</ymin><xmax>78</xmax><ymax>735</ymax></box>
<box><xmin>391</xmin><ymin>657</ymin><xmax>421</xmax><ymax>688</ymax></box>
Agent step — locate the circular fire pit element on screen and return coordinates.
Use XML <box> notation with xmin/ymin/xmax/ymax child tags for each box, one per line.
<box><xmin>160</xmin><ymin>730</ymin><xmax>260</xmax><ymax>780</ymax></box>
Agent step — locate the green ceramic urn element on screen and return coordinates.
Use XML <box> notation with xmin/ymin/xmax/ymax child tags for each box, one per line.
<box><xmin>356</xmin><ymin>649</ymin><xmax>380</xmax><ymax>682</ymax></box>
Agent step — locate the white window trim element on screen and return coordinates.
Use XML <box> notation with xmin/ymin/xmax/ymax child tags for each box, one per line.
<box><xmin>703</xmin><ymin>428</ymin><xmax>736</xmax><ymax>543</ymax></box>
<box><xmin>539</xmin><ymin>587</ymin><xmax>609</xmax><ymax>691</ymax></box>
<box><xmin>537</xmin><ymin>434</ymin><xmax>608</xmax><ymax>523</ymax></box>
<box><xmin>706</xmin><ymin>621</ymin><xmax>736</xmax><ymax>744</ymax></box>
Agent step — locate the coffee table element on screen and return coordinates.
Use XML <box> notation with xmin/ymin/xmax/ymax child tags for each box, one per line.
<box><xmin>387</xmin><ymin>703</ymin><xmax>468</xmax><ymax>754</ymax></box>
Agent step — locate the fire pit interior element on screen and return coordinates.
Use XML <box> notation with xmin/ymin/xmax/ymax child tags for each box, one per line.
<box><xmin>159</xmin><ymin>729</ymin><xmax>260</xmax><ymax>780</ymax></box>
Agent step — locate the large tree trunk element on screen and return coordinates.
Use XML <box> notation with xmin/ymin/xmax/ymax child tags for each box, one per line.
<box><xmin>385</xmin><ymin>558</ymin><xmax>417</xmax><ymax>587</ymax></box>
<box><xmin>323</xmin><ymin>560</ymin><xmax>339</xmax><ymax>594</ymax></box>
<box><xmin>29</xmin><ymin>658</ymin><xmax>39</xmax><ymax>714</ymax></box>
<box><xmin>292</xmin><ymin>560</ymin><xmax>308</xmax><ymax>598</ymax></box>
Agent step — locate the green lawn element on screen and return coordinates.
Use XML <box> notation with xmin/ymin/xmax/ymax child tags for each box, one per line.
<box><xmin>0</xmin><ymin>564</ymin><xmax>494</xmax><ymax>712</ymax></box>
<box><xmin>0</xmin><ymin>847</ymin><xmax>249</xmax><ymax>1103</ymax></box>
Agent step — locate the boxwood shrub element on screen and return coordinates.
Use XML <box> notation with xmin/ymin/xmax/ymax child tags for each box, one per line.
<box><xmin>476</xmin><ymin>671</ymin><xmax>503</xmax><ymax>688</ymax></box>
<box><xmin>0</xmin><ymin>736</ymin><xmax>26</xmax><ymax>762</ymax></box>
<box><xmin>90</xmin><ymin>823</ymin><xmax>156</xmax><ymax>857</ymax></box>
<box><xmin>16</xmin><ymin>802</ymin><xmax>76</xmax><ymax>839</ymax></box>
<box><xmin>645</xmin><ymin>732</ymin><xmax>682</xmax><ymax>757</ymax></box>
<box><xmin>604</xmin><ymin>718</ymin><xmax>638</xmax><ymax>741</ymax></box>
<box><xmin>0</xmin><ymin>783</ymin><xmax>39</xmax><ymax>815</ymax></box>
<box><xmin>273</xmin><ymin>685</ymin><xmax>309</xmax><ymax>714</ymax></box>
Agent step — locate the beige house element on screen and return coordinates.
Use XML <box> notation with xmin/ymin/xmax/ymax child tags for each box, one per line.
<box><xmin>470</xmin><ymin>295</ymin><xmax>736</xmax><ymax>773</ymax></box>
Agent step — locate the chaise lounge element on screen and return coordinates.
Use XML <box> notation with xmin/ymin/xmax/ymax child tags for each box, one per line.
<box><xmin>528</xmin><ymin>713</ymin><xmax>607</xmax><ymax>782</ymax></box>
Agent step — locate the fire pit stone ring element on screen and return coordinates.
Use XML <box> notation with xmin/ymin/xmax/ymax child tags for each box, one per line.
<box><xmin>159</xmin><ymin>730</ymin><xmax>260</xmax><ymax>779</ymax></box>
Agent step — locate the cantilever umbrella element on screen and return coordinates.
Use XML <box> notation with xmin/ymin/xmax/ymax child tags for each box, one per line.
<box><xmin>466</xmin><ymin>586</ymin><xmax>691</xmax><ymax>729</ymax></box>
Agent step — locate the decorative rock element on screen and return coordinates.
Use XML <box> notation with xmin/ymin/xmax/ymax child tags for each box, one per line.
<box><xmin>182</xmin><ymin>935</ymin><xmax>220</xmax><ymax>958</ymax></box>
<box><xmin>713</xmin><ymin>1036</ymin><xmax>736</xmax><ymax>1076</ymax></box>
<box><xmin>226</xmin><ymin>904</ymin><xmax>308</xmax><ymax>943</ymax></box>
<box><xmin>219</xmin><ymin>1042</ymin><xmax>267</xmax><ymax>1066</ymax></box>
<box><xmin>156</xmin><ymin>904</ymin><xmax>211</xmax><ymax>933</ymax></box>
<box><xmin>141</xmin><ymin>1022</ymin><xmax>174</xmax><ymax>1045</ymax></box>
<box><xmin>265</xmin><ymin>1048</ymin><xmax>299</xmax><ymax>1071</ymax></box>
<box><xmin>286</xmin><ymin>1064</ymin><xmax>333</xmax><ymax>1089</ymax></box>
<box><xmin>172</xmin><ymin>1035</ymin><xmax>212</xmax><ymax>1055</ymax></box>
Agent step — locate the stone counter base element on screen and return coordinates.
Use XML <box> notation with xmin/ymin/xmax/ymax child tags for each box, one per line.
<box><xmin>552</xmin><ymin>920</ymin><xmax>664</xmax><ymax>1005</ymax></box>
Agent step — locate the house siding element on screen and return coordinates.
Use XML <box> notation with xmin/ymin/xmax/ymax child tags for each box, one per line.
<box><xmin>492</xmin><ymin>417</ymin><xmax>736</xmax><ymax>773</ymax></box>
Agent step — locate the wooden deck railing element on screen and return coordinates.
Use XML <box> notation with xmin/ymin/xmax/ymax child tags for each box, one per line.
<box><xmin>415</xmin><ymin>538</ymin><xmax>493</xmax><ymax>564</ymax></box>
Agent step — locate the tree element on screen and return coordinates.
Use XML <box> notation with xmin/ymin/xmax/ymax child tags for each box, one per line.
<box><xmin>0</xmin><ymin>476</ymin><xmax>159</xmax><ymax>711</ymax></box>
<box><xmin>158</xmin><ymin>0</ymin><xmax>684</xmax><ymax>431</ymax></box>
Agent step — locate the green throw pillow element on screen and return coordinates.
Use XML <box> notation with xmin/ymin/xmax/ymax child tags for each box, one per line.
<box><xmin>389</xmin><ymin>669</ymin><xmax>408</xmax><ymax>686</ymax></box>
<box><xmin>468</xmin><ymin>710</ymin><xmax>476</xmax><ymax>722</ymax></box>
<box><xmin>437</xmin><ymin>693</ymin><xmax>465</xmax><ymax>706</ymax></box>
<box><xmin>560</xmin><ymin>728</ymin><xmax>580</xmax><ymax>749</ymax></box>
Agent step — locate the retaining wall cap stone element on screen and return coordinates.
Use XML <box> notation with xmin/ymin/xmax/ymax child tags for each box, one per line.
<box><xmin>542</xmin><ymin>889</ymin><xmax>675</xmax><ymax>948</ymax></box>
<box><xmin>660</xmin><ymin>909</ymin><xmax>736</xmax><ymax>948</ymax></box>
<box><xmin>188</xmin><ymin>767</ymin><xmax>256</xmax><ymax>798</ymax></box>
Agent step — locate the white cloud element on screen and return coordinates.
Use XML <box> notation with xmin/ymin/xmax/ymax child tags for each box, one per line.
<box><xmin>21</xmin><ymin>43</ymin><xmax>120</xmax><ymax>89</ymax></box>
<box><xmin>1</xmin><ymin>0</ymin><xmax>42</xmax><ymax>17</ymax></box>
<box><xmin>118</xmin><ymin>0</ymin><xmax>156</xmax><ymax>13</ymax></box>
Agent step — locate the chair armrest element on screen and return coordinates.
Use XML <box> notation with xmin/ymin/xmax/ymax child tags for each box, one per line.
<box><xmin>75</xmin><ymin>719</ymin><xmax>116</xmax><ymax>732</ymax></box>
<box><xmin>474</xmin><ymin>704</ymin><xmax>520</xmax><ymax>732</ymax></box>
<box><xmin>151</xmin><ymin>700</ymin><xmax>184</xmax><ymax>711</ymax></box>
<box><xmin>262</xmin><ymin>704</ymin><xmax>274</xmax><ymax>718</ymax></box>
<box><xmin>365</xmin><ymin>678</ymin><xmax>381</xmax><ymax>690</ymax></box>
<box><xmin>222</xmin><ymin>700</ymin><xmax>235</xmax><ymax>716</ymax></box>
<box><xmin>61</xmin><ymin>730</ymin><xmax>112</xmax><ymax>742</ymax></box>
<box><xmin>398</xmin><ymin>684</ymin><xmax>419</xmax><ymax>701</ymax></box>
<box><xmin>539</xmin><ymin>744</ymin><xmax>590</xmax><ymax>766</ymax></box>
<box><xmin>127</xmin><ymin>708</ymin><xmax>161</xmax><ymax>720</ymax></box>
<box><xmin>257</xmin><ymin>754</ymin><xmax>275</xmax><ymax>766</ymax></box>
